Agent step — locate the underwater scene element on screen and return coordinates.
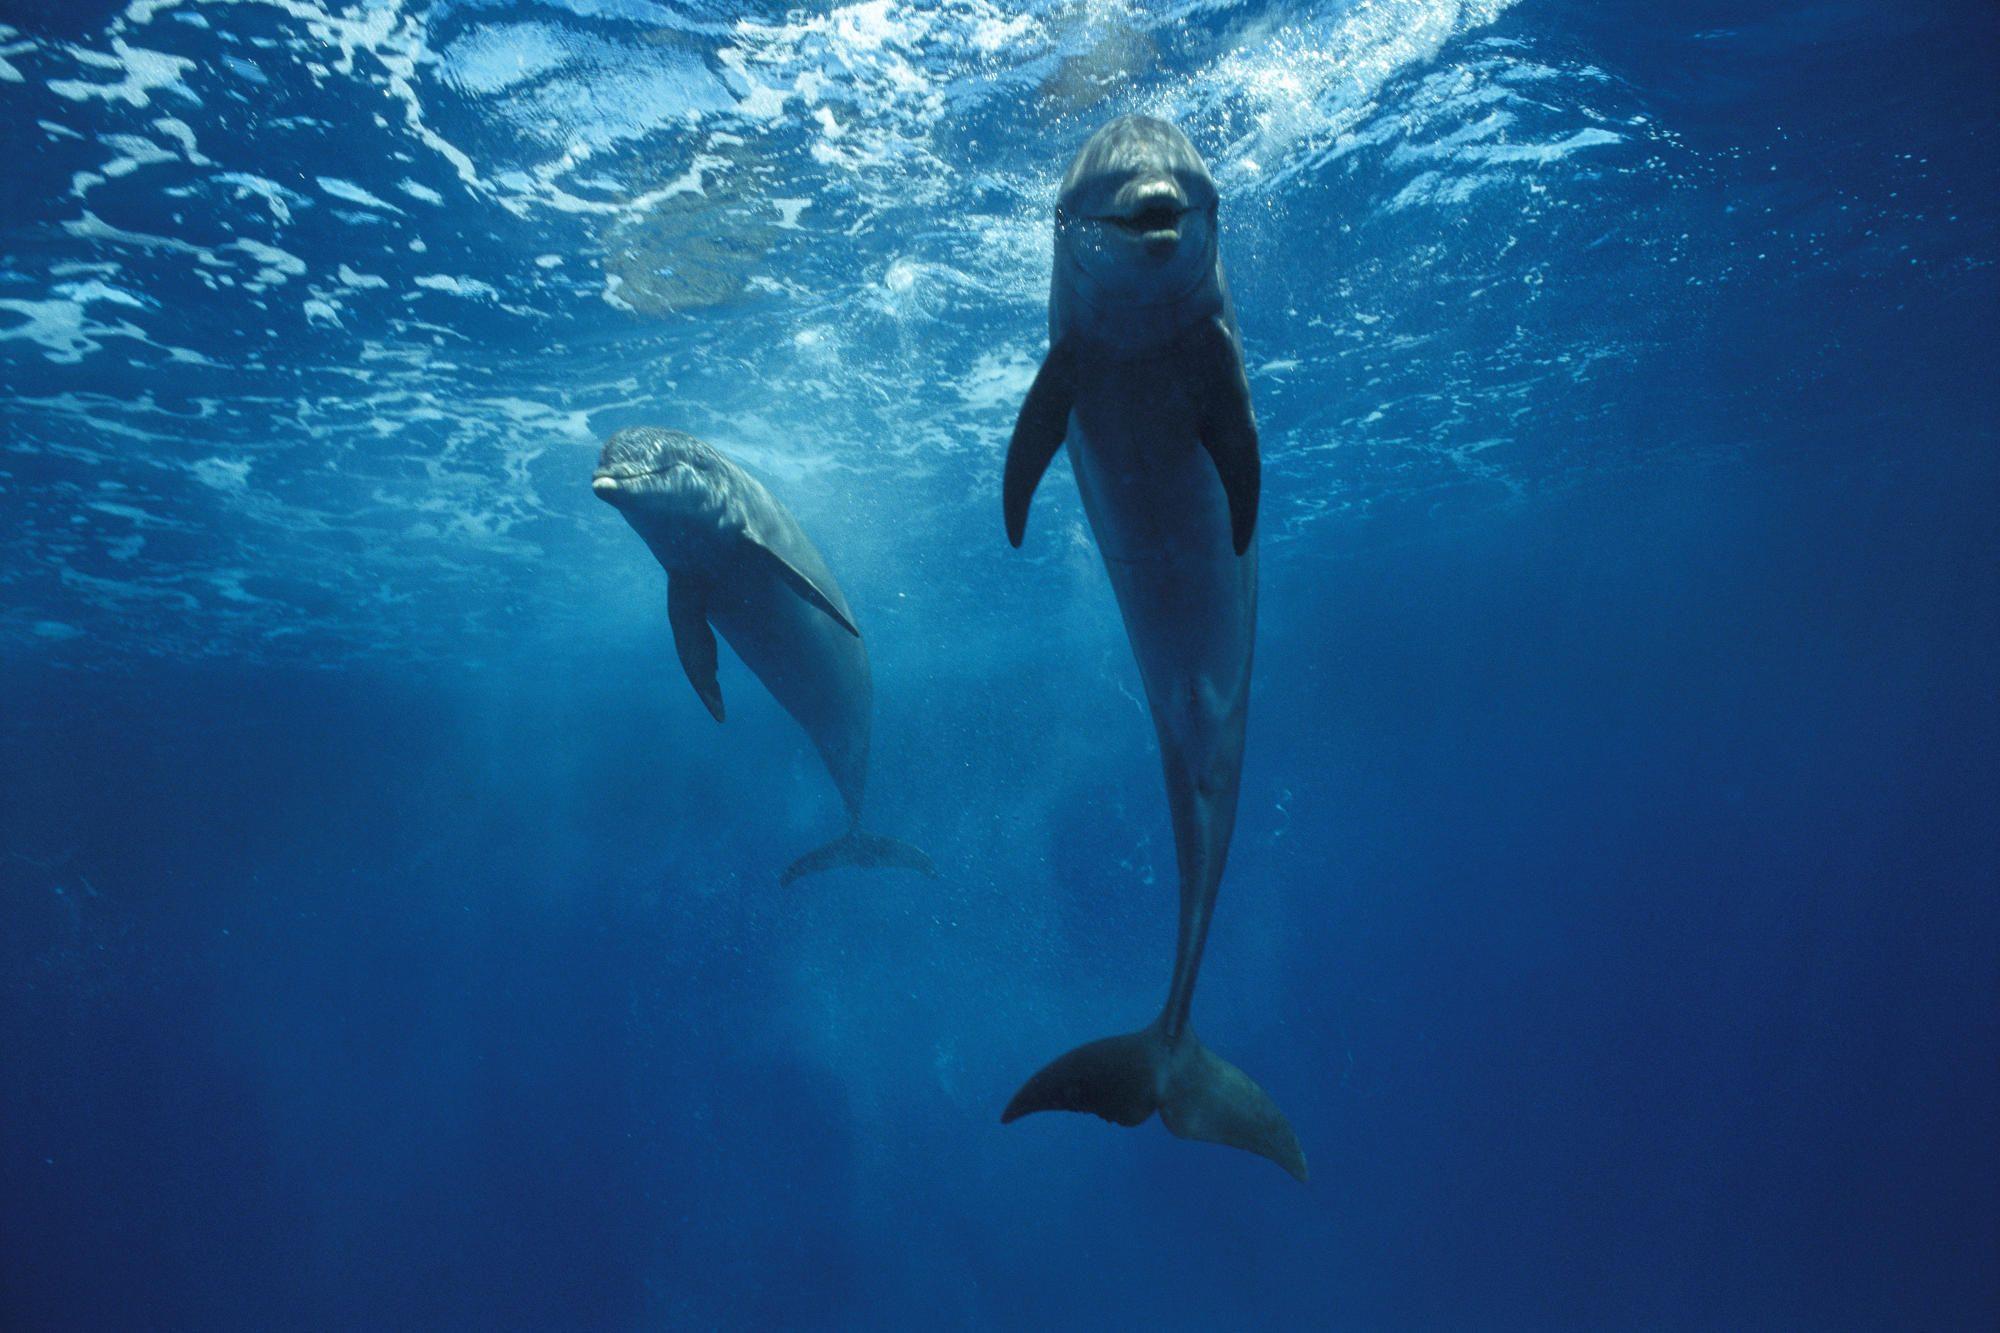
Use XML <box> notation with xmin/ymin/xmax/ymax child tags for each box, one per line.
<box><xmin>2</xmin><ymin>0</ymin><xmax>1995</xmax><ymax>1327</ymax></box>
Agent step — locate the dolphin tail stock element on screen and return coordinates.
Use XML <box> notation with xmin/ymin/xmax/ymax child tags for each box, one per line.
<box><xmin>780</xmin><ymin>827</ymin><xmax>939</xmax><ymax>887</ymax></box>
<box><xmin>1000</xmin><ymin>1018</ymin><xmax>1307</xmax><ymax>1182</ymax></box>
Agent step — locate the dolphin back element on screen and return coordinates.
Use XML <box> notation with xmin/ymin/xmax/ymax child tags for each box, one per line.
<box><xmin>731</xmin><ymin>471</ymin><xmax>860</xmax><ymax>637</ymax></box>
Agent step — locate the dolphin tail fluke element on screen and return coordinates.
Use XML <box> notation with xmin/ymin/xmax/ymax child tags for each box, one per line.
<box><xmin>779</xmin><ymin>828</ymin><xmax>939</xmax><ymax>887</ymax></box>
<box><xmin>1001</xmin><ymin>1021</ymin><xmax>1307</xmax><ymax>1182</ymax></box>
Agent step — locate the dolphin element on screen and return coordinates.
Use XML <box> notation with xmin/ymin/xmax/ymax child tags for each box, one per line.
<box><xmin>592</xmin><ymin>426</ymin><xmax>936</xmax><ymax>886</ymax></box>
<box><xmin>998</xmin><ymin>116</ymin><xmax>1304</xmax><ymax>1180</ymax></box>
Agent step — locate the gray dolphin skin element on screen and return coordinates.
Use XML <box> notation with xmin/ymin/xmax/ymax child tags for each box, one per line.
<box><xmin>593</xmin><ymin>426</ymin><xmax>935</xmax><ymax>887</ymax></box>
<box><xmin>999</xmin><ymin>116</ymin><xmax>1304</xmax><ymax>1181</ymax></box>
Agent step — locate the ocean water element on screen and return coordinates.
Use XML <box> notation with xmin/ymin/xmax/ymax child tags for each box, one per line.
<box><xmin>2</xmin><ymin>0</ymin><xmax>1996</xmax><ymax>1327</ymax></box>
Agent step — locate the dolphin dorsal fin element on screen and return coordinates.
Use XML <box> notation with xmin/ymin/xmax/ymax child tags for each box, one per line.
<box><xmin>740</xmin><ymin>515</ymin><xmax>861</xmax><ymax>638</ymax></box>
<box><xmin>1003</xmin><ymin>337</ymin><xmax>1080</xmax><ymax>547</ymax></box>
<box><xmin>1176</xmin><ymin>317</ymin><xmax>1261</xmax><ymax>555</ymax></box>
<box><xmin>667</xmin><ymin>574</ymin><xmax>725</xmax><ymax>722</ymax></box>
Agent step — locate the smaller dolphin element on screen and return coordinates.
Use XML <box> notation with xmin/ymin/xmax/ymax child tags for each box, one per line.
<box><xmin>592</xmin><ymin>426</ymin><xmax>935</xmax><ymax>886</ymax></box>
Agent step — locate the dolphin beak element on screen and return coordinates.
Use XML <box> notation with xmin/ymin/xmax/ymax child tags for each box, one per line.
<box><xmin>1094</xmin><ymin>180</ymin><xmax>1189</xmax><ymax>252</ymax></box>
<box><xmin>591</xmin><ymin>474</ymin><xmax>619</xmax><ymax>496</ymax></box>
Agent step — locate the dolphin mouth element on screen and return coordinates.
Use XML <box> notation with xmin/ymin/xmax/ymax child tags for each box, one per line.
<box><xmin>1089</xmin><ymin>179</ymin><xmax>1193</xmax><ymax>242</ymax></box>
<box><xmin>1096</xmin><ymin>201</ymin><xmax>1186</xmax><ymax>239</ymax></box>
<box><xmin>594</xmin><ymin>464</ymin><xmax>672</xmax><ymax>483</ymax></box>
<box><xmin>592</xmin><ymin>465</ymin><xmax>674</xmax><ymax>498</ymax></box>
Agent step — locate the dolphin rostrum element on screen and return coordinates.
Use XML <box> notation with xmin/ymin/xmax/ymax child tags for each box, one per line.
<box><xmin>593</xmin><ymin>426</ymin><xmax>935</xmax><ymax>887</ymax></box>
<box><xmin>999</xmin><ymin>116</ymin><xmax>1304</xmax><ymax>1181</ymax></box>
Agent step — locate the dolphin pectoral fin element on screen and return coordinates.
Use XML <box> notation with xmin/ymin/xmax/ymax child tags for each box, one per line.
<box><xmin>1201</xmin><ymin>413</ymin><xmax>1260</xmax><ymax>557</ymax></box>
<box><xmin>1179</xmin><ymin>317</ymin><xmax>1261</xmax><ymax>555</ymax></box>
<box><xmin>1004</xmin><ymin>338</ymin><xmax>1079</xmax><ymax>547</ymax></box>
<box><xmin>745</xmin><ymin>536</ymin><xmax>862</xmax><ymax>638</ymax></box>
<box><xmin>1002</xmin><ymin>1021</ymin><xmax>1306</xmax><ymax>1182</ymax></box>
<box><xmin>666</xmin><ymin>575</ymin><xmax>725</xmax><ymax>723</ymax></box>
<box><xmin>1159</xmin><ymin>1031</ymin><xmax>1308</xmax><ymax>1182</ymax></box>
<box><xmin>779</xmin><ymin>828</ymin><xmax>939</xmax><ymax>887</ymax></box>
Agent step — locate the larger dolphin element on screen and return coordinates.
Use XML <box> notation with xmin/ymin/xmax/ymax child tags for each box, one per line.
<box><xmin>999</xmin><ymin>116</ymin><xmax>1304</xmax><ymax>1180</ymax></box>
<box><xmin>593</xmin><ymin>426</ymin><xmax>935</xmax><ymax>886</ymax></box>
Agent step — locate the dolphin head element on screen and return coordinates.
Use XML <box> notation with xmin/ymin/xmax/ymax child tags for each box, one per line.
<box><xmin>1055</xmin><ymin>116</ymin><xmax>1220</xmax><ymax>311</ymax></box>
<box><xmin>591</xmin><ymin>427</ymin><xmax>732</xmax><ymax>555</ymax></box>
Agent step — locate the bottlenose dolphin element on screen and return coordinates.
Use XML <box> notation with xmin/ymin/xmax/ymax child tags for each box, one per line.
<box><xmin>592</xmin><ymin>426</ymin><xmax>935</xmax><ymax>886</ymax></box>
<box><xmin>999</xmin><ymin>116</ymin><xmax>1304</xmax><ymax>1180</ymax></box>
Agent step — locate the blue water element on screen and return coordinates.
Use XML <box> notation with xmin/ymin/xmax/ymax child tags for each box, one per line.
<box><xmin>3</xmin><ymin>1</ymin><xmax>1996</xmax><ymax>1327</ymax></box>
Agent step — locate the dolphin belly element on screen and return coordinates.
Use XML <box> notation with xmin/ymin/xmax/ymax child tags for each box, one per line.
<box><xmin>706</xmin><ymin>562</ymin><xmax>873</xmax><ymax>820</ymax></box>
<box><xmin>1068</xmin><ymin>367</ymin><xmax>1256</xmax><ymax>713</ymax></box>
<box><xmin>1069</xmin><ymin>360</ymin><xmax>1258</xmax><ymax>1026</ymax></box>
